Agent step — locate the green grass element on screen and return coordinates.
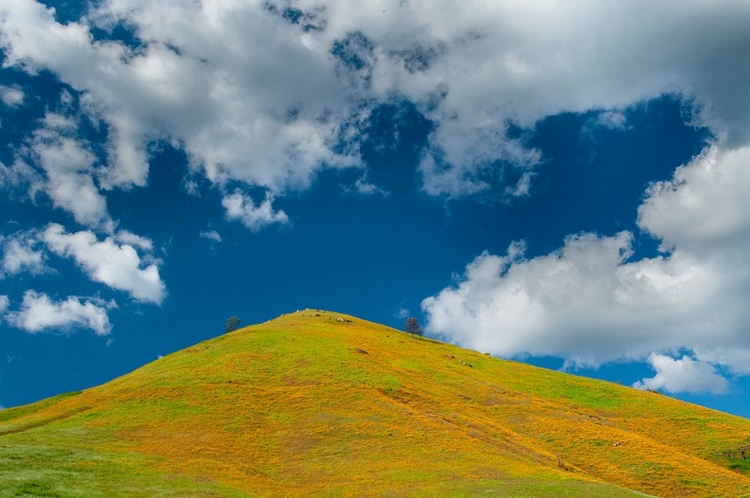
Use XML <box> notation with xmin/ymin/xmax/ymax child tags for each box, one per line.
<box><xmin>0</xmin><ymin>436</ymin><xmax>245</xmax><ymax>497</ymax></box>
<box><xmin>1</xmin><ymin>310</ymin><xmax>749</xmax><ymax>497</ymax></box>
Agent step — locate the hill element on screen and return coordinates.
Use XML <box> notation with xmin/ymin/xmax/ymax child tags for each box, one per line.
<box><xmin>1</xmin><ymin>310</ymin><xmax>749</xmax><ymax>497</ymax></box>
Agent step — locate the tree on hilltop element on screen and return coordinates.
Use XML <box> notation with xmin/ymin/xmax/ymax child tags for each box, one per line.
<box><xmin>225</xmin><ymin>316</ymin><xmax>241</xmax><ymax>333</ymax></box>
<box><xmin>405</xmin><ymin>317</ymin><xmax>423</xmax><ymax>337</ymax></box>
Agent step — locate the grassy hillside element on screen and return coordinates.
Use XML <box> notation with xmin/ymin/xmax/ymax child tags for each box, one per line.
<box><xmin>1</xmin><ymin>310</ymin><xmax>749</xmax><ymax>497</ymax></box>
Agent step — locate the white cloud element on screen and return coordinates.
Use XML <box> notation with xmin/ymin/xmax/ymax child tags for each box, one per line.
<box><xmin>596</xmin><ymin>111</ymin><xmax>628</xmax><ymax>130</ymax></box>
<box><xmin>0</xmin><ymin>158</ymin><xmax>42</xmax><ymax>194</ymax></box>
<box><xmin>0</xmin><ymin>230</ymin><xmax>47</xmax><ymax>276</ymax></box>
<box><xmin>182</xmin><ymin>177</ymin><xmax>202</xmax><ymax>197</ymax></box>
<box><xmin>506</xmin><ymin>171</ymin><xmax>534</xmax><ymax>198</ymax></box>
<box><xmin>2</xmin><ymin>0</ymin><xmax>749</xmax><ymax>203</ymax></box>
<box><xmin>638</xmin><ymin>146</ymin><xmax>750</xmax><ymax>257</ymax></box>
<box><xmin>199</xmin><ymin>230</ymin><xmax>222</xmax><ymax>243</ymax></box>
<box><xmin>634</xmin><ymin>353</ymin><xmax>728</xmax><ymax>395</ymax></box>
<box><xmin>0</xmin><ymin>0</ymin><xmax>359</xmax><ymax>199</ymax></box>
<box><xmin>0</xmin><ymin>295</ymin><xmax>9</xmax><ymax>314</ymax></box>
<box><xmin>43</xmin><ymin>223</ymin><xmax>166</xmax><ymax>304</ymax></box>
<box><xmin>26</xmin><ymin>113</ymin><xmax>110</xmax><ymax>228</ymax></box>
<box><xmin>423</xmin><ymin>233</ymin><xmax>721</xmax><ymax>366</ymax></box>
<box><xmin>423</xmin><ymin>144</ymin><xmax>750</xmax><ymax>377</ymax></box>
<box><xmin>114</xmin><ymin>230</ymin><xmax>154</xmax><ymax>252</ymax></box>
<box><xmin>693</xmin><ymin>349</ymin><xmax>750</xmax><ymax>376</ymax></box>
<box><xmin>5</xmin><ymin>290</ymin><xmax>114</xmax><ymax>335</ymax></box>
<box><xmin>222</xmin><ymin>192</ymin><xmax>289</xmax><ymax>232</ymax></box>
<box><xmin>353</xmin><ymin>177</ymin><xmax>388</xmax><ymax>196</ymax></box>
<box><xmin>0</xmin><ymin>85</ymin><xmax>24</xmax><ymax>107</ymax></box>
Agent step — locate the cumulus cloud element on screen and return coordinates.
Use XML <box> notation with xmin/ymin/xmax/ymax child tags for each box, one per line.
<box><xmin>222</xmin><ymin>192</ymin><xmax>289</xmax><ymax>232</ymax></box>
<box><xmin>5</xmin><ymin>290</ymin><xmax>114</xmax><ymax>335</ymax></box>
<box><xmin>1</xmin><ymin>230</ymin><xmax>48</xmax><ymax>277</ymax></box>
<box><xmin>638</xmin><ymin>146</ymin><xmax>750</xmax><ymax>257</ymax></box>
<box><xmin>0</xmin><ymin>0</ymin><xmax>359</xmax><ymax>199</ymax></box>
<box><xmin>634</xmin><ymin>354</ymin><xmax>728</xmax><ymax>395</ymax></box>
<box><xmin>423</xmin><ymin>144</ymin><xmax>750</xmax><ymax>379</ymax></box>
<box><xmin>423</xmin><ymin>233</ymin><xmax>722</xmax><ymax>366</ymax></box>
<box><xmin>43</xmin><ymin>223</ymin><xmax>166</xmax><ymax>304</ymax></box>
<box><xmin>2</xmin><ymin>0</ymin><xmax>749</xmax><ymax>204</ymax></box>
<box><xmin>25</xmin><ymin>113</ymin><xmax>110</xmax><ymax>228</ymax></box>
<box><xmin>0</xmin><ymin>295</ymin><xmax>9</xmax><ymax>314</ymax></box>
<box><xmin>114</xmin><ymin>230</ymin><xmax>154</xmax><ymax>252</ymax></box>
<box><xmin>0</xmin><ymin>85</ymin><xmax>24</xmax><ymax>107</ymax></box>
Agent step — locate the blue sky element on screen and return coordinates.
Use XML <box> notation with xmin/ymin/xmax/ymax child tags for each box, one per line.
<box><xmin>1</xmin><ymin>1</ymin><xmax>750</xmax><ymax>418</ymax></box>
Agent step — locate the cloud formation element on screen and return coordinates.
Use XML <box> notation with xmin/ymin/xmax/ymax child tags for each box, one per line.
<box><xmin>423</xmin><ymin>233</ymin><xmax>720</xmax><ymax>366</ymax></box>
<box><xmin>423</xmin><ymin>144</ymin><xmax>750</xmax><ymax>385</ymax></box>
<box><xmin>199</xmin><ymin>230</ymin><xmax>222</xmax><ymax>243</ymax></box>
<box><xmin>0</xmin><ymin>224</ymin><xmax>163</xmax><ymax>332</ymax></box>
<box><xmin>1</xmin><ymin>230</ymin><xmax>47</xmax><ymax>277</ymax></box>
<box><xmin>5</xmin><ymin>290</ymin><xmax>113</xmax><ymax>335</ymax></box>
<box><xmin>2</xmin><ymin>0</ymin><xmax>749</xmax><ymax>204</ymax></box>
<box><xmin>0</xmin><ymin>0</ymin><xmax>359</xmax><ymax>199</ymax></box>
<box><xmin>24</xmin><ymin>114</ymin><xmax>111</xmax><ymax>229</ymax></box>
<box><xmin>114</xmin><ymin>230</ymin><xmax>154</xmax><ymax>252</ymax></box>
<box><xmin>43</xmin><ymin>224</ymin><xmax>166</xmax><ymax>304</ymax></box>
<box><xmin>633</xmin><ymin>353</ymin><xmax>728</xmax><ymax>395</ymax></box>
<box><xmin>222</xmin><ymin>192</ymin><xmax>290</xmax><ymax>232</ymax></box>
<box><xmin>638</xmin><ymin>146</ymin><xmax>750</xmax><ymax>258</ymax></box>
<box><xmin>0</xmin><ymin>85</ymin><xmax>24</xmax><ymax>107</ymax></box>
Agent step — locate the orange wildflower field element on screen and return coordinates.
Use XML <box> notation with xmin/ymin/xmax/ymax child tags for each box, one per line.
<box><xmin>1</xmin><ymin>310</ymin><xmax>749</xmax><ymax>496</ymax></box>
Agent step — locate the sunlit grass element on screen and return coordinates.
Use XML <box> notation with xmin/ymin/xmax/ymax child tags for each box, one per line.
<box><xmin>1</xmin><ymin>310</ymin><xmax>749</xmax><ymax>496</ymax></box>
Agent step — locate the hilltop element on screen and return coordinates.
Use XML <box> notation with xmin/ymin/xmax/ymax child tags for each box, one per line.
<box><xmin>1</xmin><ymin>310</ymin><xmax>749</xmax><ymax>497</ymax></box>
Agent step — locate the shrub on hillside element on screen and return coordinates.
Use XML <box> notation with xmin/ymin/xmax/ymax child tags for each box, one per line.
<box><xmin>405</xmin><ymin>317</ymin><xmax>423</xmax><ymax>337</ymax></box>
<box><xmin>225</xmin><ymin>316</ymin><xmax>241</xmax><ymax>333</ymax></box>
